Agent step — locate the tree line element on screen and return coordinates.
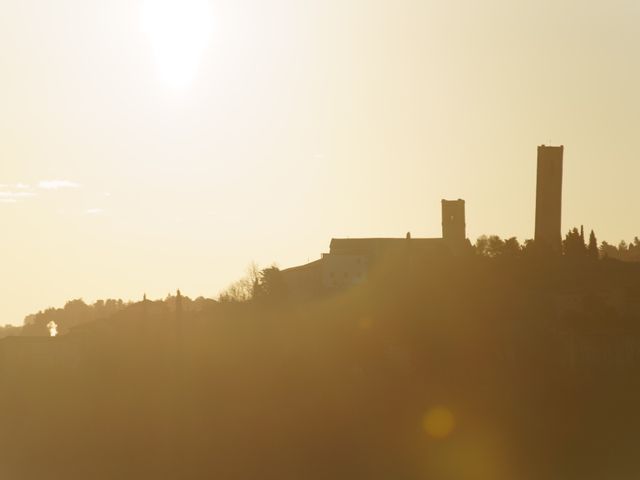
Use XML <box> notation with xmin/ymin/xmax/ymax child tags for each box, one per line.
<box><xmin>474</xmin><ymin>227</ymin><xmax>640</xmax><ymax>261</ymax></box>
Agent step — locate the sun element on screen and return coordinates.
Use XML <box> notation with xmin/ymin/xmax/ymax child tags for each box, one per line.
<box><xmin>141</xmin><ymin>0</ymin><xmax>214</xmax><ymax>89</ymax></box>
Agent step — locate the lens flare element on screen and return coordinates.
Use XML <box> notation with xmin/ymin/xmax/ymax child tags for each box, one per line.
<box><xmin>423</xmin><ymin>406</ymin><xmax>456</xmax><ymax>439</ymax></box>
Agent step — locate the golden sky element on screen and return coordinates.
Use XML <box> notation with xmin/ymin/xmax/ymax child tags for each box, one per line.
<box><xmin>1</xmin><ymin>0</ymin><xmax>639</xmax><ymax>324</ymax></box>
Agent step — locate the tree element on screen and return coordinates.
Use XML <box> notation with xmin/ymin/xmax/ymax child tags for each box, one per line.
<box><xmin>502</xmin><ymin>237</ymin><xmax>522</xmax><ymax>257</ymax></box>
<box><xmin>563</xmin><ymin>227</ymin><xmax>587</xmax><ymax>258</ymax></box>
<box><xmin>600</xmin><ymin>241</ymin><xmax>616</xmax><ymax>259</ymax></box>
<box><xmin>474</xmin><ymin>235</ymin><xmax>522</xmax><ymax>258</ymax></box>
<box><xmin>588</xmin><ymin>230</ymin><xmax>599</xmax><ymax>260</ymax></box>
<box><xmin>218</xmin><ymin>263</ymin><xmax>261</xmax><ymax>302</ymax></box>
<box><xmin>252</xmin><ymin>266</ymin><xmax>287</xmax><ymax>303</ymax></box>
<box><xmin>486</xmin><ymin>236</ymin><xmax>505</xmax><ymax>258</ymax></box>
<box><xmin>521</xmin><ymin>239</ymin><xmax>536</xmax><ymax>256</ymax></box>
<box><xmin>631</xmin><ymin>237</ymin><xmax>640</xmax><ymax>262</ymax></box>
<box><xmin>474</xmin><ymin>236</ymin><xmax>489</xmax><ymax>257</ymax></box>
<box><xmin>618</xmin><ymin>240</ymin><xmax>628</xmax><ymax>254</ymax></box>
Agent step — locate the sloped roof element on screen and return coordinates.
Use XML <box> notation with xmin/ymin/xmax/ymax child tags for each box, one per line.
<box><xmin>281</xmin><ymin>259</ymin><xmax>322</xmax><ymax>275</ymax></box>
<box><xmin>329</xmin><ymin>237</ymin><xmax>447</xmax><ymax>256</ymax></box>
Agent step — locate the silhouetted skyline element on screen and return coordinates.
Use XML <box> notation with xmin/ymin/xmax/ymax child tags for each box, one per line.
<box><xmin>4</xmin><ymin>2</ymin><xmax>640</xmax><ymax>479</ymax></box>
<box><xmin>3</xmin><ymin>0</ymin><xmax>640</xmax><ymax>325</ymax></box>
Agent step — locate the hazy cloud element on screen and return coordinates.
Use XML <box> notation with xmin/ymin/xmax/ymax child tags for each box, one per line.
<box><xmin>86</xmin><ymin>208</ymin><xmax>104</xmax><ymax>215</ymax></box>
<box><xmin>0</xmin><ymin>184</ymin><xmax>37</xmax><ymax>204</ymax></box>
<box><xmin>0</xmin><ymin>179</ymin><xmax>82</xmax><ymax>205</ymax></box>
<box><xmin>0</xmin><ymin>191</ymin><xmax>37</xmax><ymax>201</ymax></box>
<box><xmin>38</xmin><ymin>180</ymin><xmax>80</xmax><ymax>190</ymax></box>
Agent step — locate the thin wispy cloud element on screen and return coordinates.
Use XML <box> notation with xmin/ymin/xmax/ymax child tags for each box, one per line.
<box><xmin>0</xmin><ymin>179</ymin><xmax>82</xmax><ymax>205</ymax></box>
<box><xmin>38</xmin><ymin>180</ymin><xmax>80</xmax><ymax>190</ymax></box>
<box><xmin>0</xmin><ymin>191</ymin><xmax>37</xmax><ymax>200</ymax></box>
<box><xmin>86</xmin><ymin>208</ymin><xmax>105</xmax><ymax>215</ymax></box>
<box><xmin>0</xmin><ymin>183</ymin><xmax>31</xmax><ymax>190</ymax></box>
<box><xmin>0</xmin><ymin>191</ymin><xmax>36</xmax><ymax>204</ymax></box>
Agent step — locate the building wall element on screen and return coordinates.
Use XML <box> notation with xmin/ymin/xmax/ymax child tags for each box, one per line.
<box><xmin>535</xmin><ymin>145</ymin><xmax>563</xmax><ymax>252</ymax></box>
<box><xmin>280</xmin><ymin>259</ymin><xmax>323</xmax><ymax>300</ymax></box>
<box><xmin>321</xmin><ymin>253</ymin><xmax>368</xmax><ymax>289</ymax></box>
<box><xmin>287</xmin><ymin>197</ymin><xmax>469</xmax><ymax>293</ymax></box>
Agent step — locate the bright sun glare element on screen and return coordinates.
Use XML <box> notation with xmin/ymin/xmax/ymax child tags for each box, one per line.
<box><xmin>141</xmin><ymin>0</ymin><xmax>213</xmax><ymax>89</ymax></box>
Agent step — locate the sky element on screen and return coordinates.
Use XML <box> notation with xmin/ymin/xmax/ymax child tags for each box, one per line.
<box><xmin>1</xmin><ymin>0</ymin><xmax>640</xmax><ymax>325</ymax></box>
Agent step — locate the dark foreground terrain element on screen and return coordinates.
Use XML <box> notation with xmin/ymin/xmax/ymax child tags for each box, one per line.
<box><xmin>2</xmin><ymin>254</ymin><xmax>640</xmax><ymax>479</ymax></box>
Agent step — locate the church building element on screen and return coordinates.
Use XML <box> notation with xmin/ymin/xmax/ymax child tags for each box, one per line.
<box><xmin>281</xmin><ymin>199</ymin><xmax>471</xmax><ymax>295</ymax></box>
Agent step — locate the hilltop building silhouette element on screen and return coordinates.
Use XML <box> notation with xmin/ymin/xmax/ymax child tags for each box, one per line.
<box><xmin>281</xmin><ymin>199</ymin><xmax>470</xmax><ymax>294</ymax></box>
<box><xmin>283</xmin><ymin>144</ymin><xmax>567</xmax><ymax>293</ymax></box>
<box><xmin>535</xmin><ymin>145</ymin><xmax>564</xmax><ymax>253</ymax></box>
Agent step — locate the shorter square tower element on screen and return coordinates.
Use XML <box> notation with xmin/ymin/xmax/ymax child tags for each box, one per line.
<box><xmin>442</xmin><ymin>199</ymin><xmax>466</xmax><ymax>242</ymax></box>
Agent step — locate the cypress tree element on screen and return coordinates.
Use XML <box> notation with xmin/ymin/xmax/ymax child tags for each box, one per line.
<box><xmin>588</xmin><ymin>230</ymin><xmax>599</xmax><ymax>260</ymax></box>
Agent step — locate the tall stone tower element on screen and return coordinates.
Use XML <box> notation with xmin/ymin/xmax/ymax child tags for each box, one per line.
<box><xmin>442</xmin><ymin>199</ymin><xmax>466</xmax><ymax>242</ymax></box>
<box><xmin>534</xmin><ymin>145</ymin><xmax>563</xmax><ymax>253</ymax></box>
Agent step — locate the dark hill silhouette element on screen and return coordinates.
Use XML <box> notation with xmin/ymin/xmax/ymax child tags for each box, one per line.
<box><xmin>2</xmin><ymin>242</ymin><xmax>640</xmax><ymax>479</ymax></box>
